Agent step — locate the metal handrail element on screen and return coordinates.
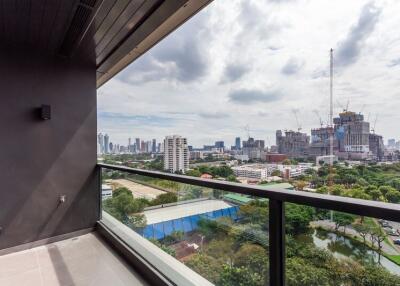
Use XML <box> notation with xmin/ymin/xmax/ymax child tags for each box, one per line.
<box><xmin>98</xmin><ymin>163</ymin><xmax>400</xmax><ymax>286</ymax></box>
<box><xmin>98</xmin><ymin>163</ymin><xmax>400</xmax><ymax>222</ymax></box>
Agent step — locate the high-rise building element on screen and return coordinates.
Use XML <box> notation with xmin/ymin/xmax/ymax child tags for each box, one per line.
<box><xmin>164</xmin><ymin>135</ymin><xmax>189</xmax><ymax>173</ymax></box>
<box><xmin>146</xmin><ymin>141</ymin><xmax>152</xmax><ymax>153</ymax></box>
<box><xmin>333</xmin><ymin>111</ymin><xmax>370</xmax><ymax>160</ymax></box>
<box><xmin>135</xmin><ymin>138</ymin><xmax>140</xmax><ymax>153</ymax></box>
<box><xmin>242</xmin><ymin>137</ymin><xmax>265</xmax><ymax>160</ymax></box>
<box><xmin>152</xmin><ymin>139</ymin><xmax>157</xmax><ymax>153</ymax></box>
<box><xmin>140</xmin><ymin>140</ymin><xmax>145</xmax><ymax>153</ymax></box>
<box><xmin>215</xmin><ymin>141</ymin><xmax>224</xmax><ymax>149</ymax></box>
<box><xmin>276</xmin><ymin>130</ymin><xmax>309</xmax><ymax>159</ymax></box>
<box><xmin>98</xmin><ymin>133</ymin><xmax>104</xmax><ymax>154</ymax></box>
<box><xmin>309</xmin><ymin>127</ymin><xmax>337</xmax><ymax>158</ymax></box>
<box><xmin>369</xmin><ymin>133</ymin><xmax>385</xmax><ymax>161</ymax></box>
<box><xmin>388</xmin><ymin>139</ymin><xmax>396</xmax><ymax>148</ymax></box>
<box><xmin>235</xmin><ymin>137</ymin><xmax>241</xmax><ymax>150</ymax></box>
<box><xmin>104</xmin><ymin>134</ymin><xmax>109</xmax><ymax>154</ymax></box>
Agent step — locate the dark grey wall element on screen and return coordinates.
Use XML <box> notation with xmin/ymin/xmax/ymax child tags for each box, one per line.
<box><xmin>0</xmin><ymin>49</ymin><xmax>99</xmax><ymax>250</ymax></box>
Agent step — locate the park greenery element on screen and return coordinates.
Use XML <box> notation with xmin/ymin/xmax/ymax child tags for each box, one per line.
<box><xmin>103</xmin><ymin>187</ymin><xmax>178</xmax><ymax>228</ymax></box>
<box><xmin>293</xmin><ymin>163</ymin><xmax>400</xmax><ymax>204</ymax></box>
<box><xmin>182</xmin><ymin>201</ymin><xmax>400</xmax><ymax>286</ymax></box>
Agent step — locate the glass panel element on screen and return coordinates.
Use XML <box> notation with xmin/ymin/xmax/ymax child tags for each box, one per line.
<box><xmin>285</xmin><ymin>203</ymin><xmax>400</xmax><ymax>286</ymax></box>
<box><xmin>101</xmin><ymin>169</ymin><xmax>269</xmax><ymax>285</ymax></box>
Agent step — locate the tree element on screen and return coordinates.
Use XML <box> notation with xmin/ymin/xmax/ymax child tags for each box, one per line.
<box><xmin>379</xmin><ymin>186</ymin><xmax>393</xmax><ymax>197</ymax></box>
<box><xmin>227</xmin><ymin>174</ymin><xmax>239</xmax><ymax>182</ymax></box>
<box><xmin>239</xmin><ymin>201</ymin><xmax>268</xmax><ymax>226</ymax></box>
<box><xmin>185</xmin><ymin>254</ymin><xmax>223</xmax><ymax>284</ymax></box>
<box><xmin>331</xmin><ymin>185</ymin><xmax>345</xmax><ymax>196</ymax></box>
<box><xmin>385</xmin><ymin>189</ymin><xmax>400</xmax><ymax>203</ymax></box>
<box><xmin>271</xmin><ymin>169</ymin><xmax>282</xmax><ymax>177</ymax></box>
<box><xmin>367</xmin><ymin>188</ymin><xmax>383</xmax><ymax>201</ymax></box>
<box><xmin>370</xmin><ymin>227</ymin><xmax>387</xmax><ymax>263</ymax></box>
<box><xmin>234</xmin><ymin>243</ymin><xmax>268</xmax><ymax>278</ymax></box>
<box><xmin>149</xmin><ymin>192</ymin><xmax>177</xmax><ymax>206</ymax></box>
<box><xmin>294</xmin><ymin>180</ymin><xmax>307</xmax><ymax>191</ymax></box>
<box><xmin>316</xmin><ymin>186</ymin><xmax>329</xmax><ymax>194</ymax></box>
<box><xmin>186</xmin><ymin>169</ymin><xmax>202</xmax><ymax>177</ymax></box>
<box><xmin>352</xmin><ymin>223</ymin><xmax>370</xmax><ymax>245</ymax></box>
<box><xmin>103</xmin><ymin>187</ymin><xmax>147</xmax><ymax>222</ymax></box>
<box><xmin>286</xmin><ymin>257</ymin><xmax>330</xmax><ymax>286</ymax></box>
<box><xmin>219</xmin><ymin>265</ymin><xmax>264</xmax><ymax>286</ymax></box>
<box><xmin>206</xmin><ymin>238</ymin><xmax>236</xmax><ymax>266</ymax></box>
<box><xmin>285</xmin><ymin>204</ymin><xmax>314</xmax><ymax>235</ymax></box>
<box><xmin>128</xmin><ymin>213</ymin><xmax>146</xmax><ymax>229</ymax></box>
<box><xmin>332</xmin><ymin>212</ymin><xmax>355</xmax><ymax>234</ymax></box>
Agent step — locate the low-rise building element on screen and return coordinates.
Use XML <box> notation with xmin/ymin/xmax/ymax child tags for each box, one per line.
<box><xmin>232</xmin><ymin>165</ymin><xmax>268</xmax><ymax>180</ymax></box>
<box><xmin>102</xmin><ymin>184</ymin><xmax>112</xmax><ymax>200</ymax></box>
<box><xmin>316</xmin><ymin>155</ymin><xmax>338</xmax><ymax>165</ymax></box>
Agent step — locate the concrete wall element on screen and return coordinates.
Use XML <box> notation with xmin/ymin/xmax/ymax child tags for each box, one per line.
<box><xmin>0</xmin><ymin>49</ymin><xmax>99</xmax><ymax>250</ymax></box>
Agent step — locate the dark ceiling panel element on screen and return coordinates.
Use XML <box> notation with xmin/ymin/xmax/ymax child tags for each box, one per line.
<box><xmin>97</xmin><ymin>0</ymin><xmax>187</xmax><ymax>74</ymax></box>
<box><xmin>27</xmin><ymin>0</ymin><xmax>47</xmax><ymax>48</ymax></box>
<box><xmin>0</xmin><ymin>0</ymin><xmax>213</xmax><ymax>87</ymax></box>
<box><xmin>92</xmin><ymin>0</ymin><xmax>131</xmax><ymax>46</ymax></box>
<box><xmin>95</xmin><ymin>0</ymin><xmax>146</xmax><ymax>57</ymax></box>
<box><xmin>14</xmin><ymin>0</ymin><xmax>31</xmax><ymax>46</ymax></box>
<box><xmin>91</xmin><ymin>0</ymin><xmax>117</xmax><ymax>33</ymax></box>
<box><xmin>47</xmin><ymin>0</ymin><xmax>78</xmax><ymax>52</ymax></box>
<box><xmin>95</xmin><ymin>0</ymin><xmax>160</xmax><ymax>65</ymax></box>
<box><xmin>38</xmin><ymin>0</ymin><xmax>63</xmax><ymax>51</ymax></box>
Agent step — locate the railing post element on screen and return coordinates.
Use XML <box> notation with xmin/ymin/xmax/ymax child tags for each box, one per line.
<box><xmin>97</xmin><ymin>164</ymin><xmax>102</xmax><ymax>220</ymax></box>
<box><xmin>269</xmin><ymin>199</ymin><xmax>285</xmax><ymax>286</ymax></box>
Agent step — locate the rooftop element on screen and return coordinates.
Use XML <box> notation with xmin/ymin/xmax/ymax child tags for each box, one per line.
<box><xmin>143</xmin><ymin>199</ymin><xmax>233</xmax><ymax>225</ymax></box>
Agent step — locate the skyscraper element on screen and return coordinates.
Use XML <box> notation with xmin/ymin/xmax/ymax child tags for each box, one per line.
<box><xmin>215</xmin><ymin>141</ymin><xmax>224</xmax><ymax>149</ymax></box>
<box><xmin>135</xmin><ymin>138</ymin><xmax>140</xmax><ymax>153</ymax></box>
<box><xmin>164</xmin><ymin>135</ymin><xmax>189</xmax><ymax>173</ymax></box>
<box><xmin>98</xmin><ymin>133</ymin><xmax>104</xmax><ymax>154</ymax></box>
<box><xmin>104</xmin><ymin>134</ymin><xmax>109</xmax><ymax>154</ymax></box>
<box><xmin>235</xmin><ymin>137</ymin><xmax>241</xmax><ymax>150</ymax></box>
<box><xmin>152</xmin><ymin>139</ymin><xmax>157</xmax><ymax>153</ymax></box>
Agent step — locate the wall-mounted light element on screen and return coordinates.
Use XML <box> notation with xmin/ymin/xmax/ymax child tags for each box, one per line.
<box><xmin>41</xmin><ymin>104</ymin><xmax>51</xmax><ymax>120</ymax></box>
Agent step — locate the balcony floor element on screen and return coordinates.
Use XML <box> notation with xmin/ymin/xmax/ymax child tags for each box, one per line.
<box><xmin>0</xmin><ymin>232</ymin><xmax>149</xmax><ymax>286</ymax></box>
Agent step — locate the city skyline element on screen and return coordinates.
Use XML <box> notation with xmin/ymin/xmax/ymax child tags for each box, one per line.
<box><xmin>98</xmin><ymin>0</ymin><xmax>400</xmax><ymax>146</ymax></box>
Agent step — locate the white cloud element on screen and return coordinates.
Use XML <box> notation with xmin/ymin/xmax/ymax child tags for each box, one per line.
<box><xmin>98</xmin><ymin>0</ymin><xmax>400</xmax><ymax>147</ymax></box>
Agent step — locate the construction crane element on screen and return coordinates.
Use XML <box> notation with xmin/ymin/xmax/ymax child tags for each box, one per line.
<box><xmin>313</xmin><ymin>110</ymin><xmax>324</xmax><ymax>127</ymax></box>
<box><xmin>359</xmin><ymin>104</ymin><xmax>365</xmax><ymax>115</ymax></box>
<box><xmin>292</xmin><ymin>109</ymin><xmax>302</xmax><ymax>131</ymax></box>
<box><xmin>371</xmin><ymin>115</ymin><xmax>378</xmax><ymax>134</ymax></box>
<box><xmin>328</xmin><ymin>48</ymin><xmax>334</xmax><ymax>222</ymax></box>
<box><xmin>244</xmin><ymin>124</ymin><xmax>251</xmax><ymax>138</ymax></box>
<box><xmin>336</xmin><ymin>99</ymin><xmax>350</xmax><ymax>113</ymax></box>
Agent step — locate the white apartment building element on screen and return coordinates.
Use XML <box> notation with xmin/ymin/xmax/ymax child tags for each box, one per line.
<box><xmin>232</xmin><ymin>165</ymin><xmax>268</xmax><ymax>180</ymax></box>
<box><xmin>164</xmin><ymin>135</ymin><xmax>189</xmax><ymax>173</ymax></box>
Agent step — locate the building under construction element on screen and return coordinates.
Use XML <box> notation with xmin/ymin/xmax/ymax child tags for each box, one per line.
<box><xmin>333</xmin><ymin>111</ymin><xmax>370</xmax><ymax>160</ymax></box>
<box><xmin>276</xmin><ymin>111</ymin><xmax>385</xmax><ymax>161</ymax></box>
<box><xmin>369</xmin><ymin>133</ymin><xmax>385</xmax><ymax>161</ymax></box>
<box><xmin>276</xmin><ymin>130</ymin><xmax>310</xmax><ymax>159</ymax></box>
<box><xmin>309</xmin><ymin>126</ymin><xmax>337</xmax><ymax>157</ymax></box>
<box><xmin>242</xmin><ymin>137</ymin><xmax>265</xmax><ymax>160</ymax></box>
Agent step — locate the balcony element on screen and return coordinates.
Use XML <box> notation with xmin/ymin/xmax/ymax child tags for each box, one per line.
<box><xmin>1</xmin><ymin>1</ymin><xmax>400</xmax><ymax>286</ymax></box>
<box><xmin>96</xmin><ymin>163</ymin><xmax>400</xmax><ymax>286</ymax></box>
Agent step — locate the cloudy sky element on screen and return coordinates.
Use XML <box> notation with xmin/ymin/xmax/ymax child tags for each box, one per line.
<box><xmin>98</xmin><ymin>0</ymin><xmax>400</xmax><ymax>147</ymax></box>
